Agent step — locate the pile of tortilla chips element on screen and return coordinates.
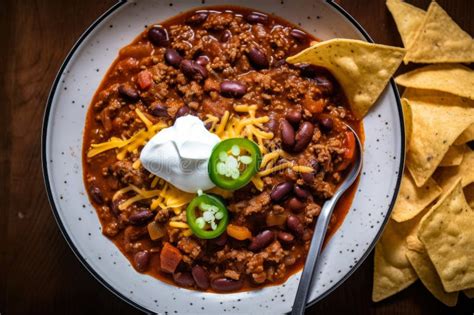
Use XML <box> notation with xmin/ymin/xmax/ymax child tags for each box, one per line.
<box><xmin>373</xmin><ymin>0</ymin><xmax>474</xmax><ymax>306</ymax></box>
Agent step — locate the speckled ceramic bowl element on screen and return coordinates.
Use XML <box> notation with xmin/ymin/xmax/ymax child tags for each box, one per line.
<box><xmin>42</xmin><ymin>1</ymin><xmax>404</xmax><ymax>314</ymax></box>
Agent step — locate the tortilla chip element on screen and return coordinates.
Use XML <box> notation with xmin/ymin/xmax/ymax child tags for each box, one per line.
<box><xmin>392</xmin><ymin>171</ymin><xmax>441</xmax><ymax>222</ymax></box>
<box><xmin>465</xmin><ymin>288</ymin><xmax>474</xmax><ymax>299</ymax></box>
<box><xmin>401</xmin><ymin>99</ymin><xmax>413</xmax><ymax>151</ymax></box>
<box><xmin>418</xmin><ymin>179</ymin><xmax>474</xmax><ymax>292</ymax></box>
<box><xmin>372</xmin><ymin>218</ymin><xmax>418</xmax><ymax>302</ymax></box>
<box><xmin>286</xmin><ymin>39</ymin><xmax>406</xmax><ymax>119</ymax></box>
<box><xmin>403</xmin><ymin>88</ymin><xmax>474</xmax><ymax>107</ymax></box>
<box><xmin>406</xmin><ymin>236</ymin><xmax>459</xmax><ymax>306</ymax></box>
<box><xmin>395</xmin><ymin>64</ymin><xmax>474</xmax><ymax>100</ymax></box>
<box><xmin>454</xmin><ymin>124</ymin><xmax>474</xmax><ymax>145</ymax></box>
<box><xmin>404</xmin><ymin>2</ymin><xmax>474</xmax><ymax>64</ymax></box>
<box><xmin>403</xmin><ymin>92</ymin><xmax>474</xmax><ymax>187</ymax></box>
<box><xmin>439</xmin><ymin>145</ymin><xmax>465</xmax><ymax>167</ymax></box>
<box><xmin>386</xmin><ymin>0</ymin><xmax>426</xmax><ymax>48</ymax></box>
<box><xmin>434</xmin><ymin>148</ymin><xmax>474</xmax><ymax>193</ymax></box>
<box><xmin>464</xmin><ymin>184</ymin><xmax>474</xmax><ymax>209</ymax></box>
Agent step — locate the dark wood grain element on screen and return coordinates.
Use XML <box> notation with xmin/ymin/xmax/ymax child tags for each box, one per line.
<box><xmin>0</xmin><ymin>1</ymin><xmax>472</xmax><ymax>314</ymax></box>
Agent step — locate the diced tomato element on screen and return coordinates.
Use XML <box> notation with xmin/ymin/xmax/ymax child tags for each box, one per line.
<box><xmin>137</xmin><ymin>70</ymin><xmax>153</xmax><ymax>90</ymax></box>
<box><xmin>344</xmin><ymin>131</ymin><xmax>356</xmax><ymax>160</ymax></box>
<box><xmin>160</xmin><ymin>242</ymin><xmax>182</xmax><ymax>274</ymax></box>
<box><xmin>337</xmin><ymin>131</ymin><xmax>356</xmax><ymax>171</ymax></box>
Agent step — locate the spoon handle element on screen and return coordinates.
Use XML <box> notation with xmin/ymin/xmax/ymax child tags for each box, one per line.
<box><xmin>291</xmin><ymin>196</ymin><xmax>340</xmax><ymax>315</ymax></box>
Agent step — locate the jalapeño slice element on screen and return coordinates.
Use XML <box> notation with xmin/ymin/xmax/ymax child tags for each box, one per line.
<box><xmin>208</xmin><ymin>138</ymin><xmax>262</xmax><ymax>190</ymax></box>
<box><xmin>186</xmin><ymin>193</ymin><xmax>229</xmax><ymax>239</ymax></box>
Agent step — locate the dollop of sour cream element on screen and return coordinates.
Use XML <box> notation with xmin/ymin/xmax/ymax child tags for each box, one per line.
<box><xmin>140</xmin><ymin>115</ymin><xmax>220</xmax><ymax>193</ymax></box>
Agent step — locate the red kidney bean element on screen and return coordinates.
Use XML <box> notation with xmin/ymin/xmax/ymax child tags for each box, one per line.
<box><xmin>220</xmin><ymin>30</ymin><xmax>232</xmax><ymax>42</ymax></box>
<box><xmin>148</xmin><ymin>26</ymin><xmax>169</xmax><ymax>47</ymax></box>
<box><xmin>128</xmin><ymin>210</ymin><xmax>154</xmax><ymax>225</ymax></box>
<box><xmin>186</xmin><ymin>11</ymin><xmax>209</xmax><ymax>26</ymax></box>
<box><xmin>290</xmin><ymin>29</ymin><xmax>308</xmax><ymax>43</ymax></box>
<box><xmin>247</xmin><ymin>47</ymin><xmax>269</xmax><ymax>70</ymax></box>
<box><xmin>192</xmin><ymin>265</ymin><xmax>210</xmax><ymax>290</ymax></box>
<box><xmin>149</xmin><ymin>102</ymin><xmax>169</xmax><ymax>117</ymax></box>
<box><xmin>212</xmin><ymin>232</ymin><xmax>228</xmax><ymax>246</ymax></box>
<box><xmin>287</xmin><ymin>215</ymin><xmax>304</xmax><ymax>236</ymax></box>
<box><xmin>265</xmin><ymin>116</ymin><xmax>278</xmax><ymax>133</ymax></box>
<box><xmin>89</xmin><ymin>186</ymin><xmax>104</xmax><ymax>205</ymax></box>
<box><xmin>245</xmin><ymin>12</ymin><xmax>269</xmax><ymax>24</ymax></box>
<box><xmin>175</xmin><ymin>106</ymin><xmax>191</xmax><ymax>118</ymax></box>
<box><xmin>110</xmin><ymin>200</ymin><xmax>121</xmax><ymax>217</ymax></box>
<box><xmin>287</xmin><ymin>197</ymin><xmax>306</xmax><ymax>213</ymax></box>
<box><xmin>280</xmin><ymin>119</ymin><xmax>295</xmax><ymax>150</ymax></box>
<box><xmin>211</xmin><ymin>277</ymin><xmax>244</xmax><ymax>292</ymax></box>
<box><xmin>270</xmin><ymin>182</ymin><xmax>294</xmax><ymax>202</ymax></box>
<box><xmin>164</xmin><ymin>48</ymin><xmax>182</xmax><ymax>68</ymax></box>
<box><xmin>173</xmin><ymin>272</ymin><xmax>195</xmax><ymax>287</ymax></box>
<box><xmin>293</xmin><ymin>122</ymin><xmax>314</xmax><ymax>153</ymax></box>
<box><xmin>301</xmin><ymin>172</ymin><xmax>314</xmax><ymax>184</ymax></box>
<box><xmin>195</xmin><ymin>55</ymin><xmax>210</xmax><ymax>67</ymax></box>
<box><xmin>118</xmin><ymin>84</ymin><xmax>139</xmax><ymax>102</ymax></box>
<box><xmin>277</xmin><ymin>231</ymin><xmax>295</xmax><ymax>243</ymax></box>
<box><xmin>134</xmin><ymin>251</ymin><xmax>151</xmax><ymax>272</ymax></box>
<box><xmin>180</xmin><ymin>60</ymin><xmax>208</xmax><ymax>81</ymax></box>
<box><xmin>319</xmin><ymin>117</ymin><xmax>334</xmax><ymax>132</ymax></box>
<box><xmin>285</xmin><ymin>109</ymin><xmax>302</xmax><ymax>126</ymax></box>
<box><xmin>294</xmin><ymin>185</ymin><xmax>310</xmax><ymax>200</ymax></box>
<box><xmin>314</xmin><ymin>75</ymin><xmax>334</xmax><ymax>95</ymax></box>
<box><xmin>249</xmin><ymin>230</ymin><xmax>275</xmax><ymax>251</ymax></box>
<box><xmin>220</xmin><ymin>80</ymin><xmax>247</xmax><ymax>98</ymax></box>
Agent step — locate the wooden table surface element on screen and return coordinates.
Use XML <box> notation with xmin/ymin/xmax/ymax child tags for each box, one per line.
<box><xmin>1</xmin><ymin>0</ymin><xmax>473</xmax><ymax>314</ymax></box>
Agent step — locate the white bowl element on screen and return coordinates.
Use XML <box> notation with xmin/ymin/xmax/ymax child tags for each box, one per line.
<box><xmin>42</xmin><ymin>1</ymin><xmax>404</xmax><ymax>313</ymax></box>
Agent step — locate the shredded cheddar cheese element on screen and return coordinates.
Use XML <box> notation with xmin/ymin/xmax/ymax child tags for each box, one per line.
<box><xmin>182</xmin><ymin>229</ymin><xmax>193</xmax><ymax>237</ymax></box>
<box><xmin>292</xmin><ymin>165</ymin><xmax>314</xmax><ymax>173</ymax></box>
<box><xmin>89</xmin><ymin>104</ymin><xmax>310</xmax><ymax>210</ymax></box>
<box><xmin>258</xmin><ymin>162</ymin><xmax>293</xmax><ymax>177</ymax></box>
<box><xmin>87</xmin><ymin>109</ymin><xmax>167</xmax><ymax>160</ymax></box>
<box><xmin>169</xmin><ymin>221</ymin><xmax>189</xmax><ymax>229</ymax></box>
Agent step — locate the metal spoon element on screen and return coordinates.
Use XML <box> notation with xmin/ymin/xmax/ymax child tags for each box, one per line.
<box><xmin>291</xmin><ymin>125</ymin><xmax>363</xmax><ymax>315</ymax></box>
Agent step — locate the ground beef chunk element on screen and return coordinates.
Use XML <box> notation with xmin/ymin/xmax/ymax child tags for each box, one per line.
<box><xmin>229</xmin><ymin>191</ymin><xmax>271</xmax><ymax>216</ymax></box>
<box><xmin>245</xmin><ymin>241</ymin><xmax>287</xmax><ymax>284</ymax></box>
<box><xmin>303</xmin><ymin>202</ymin><xmax>322</xmax><ymax>224</ymax></box>
<box><xmin>224</xmin><ymin>269</ymin><xmax>241</xmax><ymax>280</ymax></box>
<box><xmin>214</xmin><ymin>247</ymin><xmax>253</xmax><ymax>264</ymax></box>
<box><xmin>178</xmin><ymin>238</ymin><xmax>202</xmax><ymax>260</ymax></box>
<box><xmin>203</xmin><ymin>12</ymin><xmax>236</xmax><ymax>31</ymax></box>
<box><xmin>155</xmin><ymin>208</ymin><xmax>171</xmax><ymax>223</ymax></box>
<box><xmin>109</xmin><ymin>160</ymin><xmax>148</xmax><ymax>186</ymax></box>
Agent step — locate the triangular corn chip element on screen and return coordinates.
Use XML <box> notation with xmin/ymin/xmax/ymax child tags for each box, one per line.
<box><xmin>404</xmin><ymin>2</ymin><xmax>474</xmax><ymax>63</ymax></box>
<box><xmin>406</xmin><ymin>236</ymin><xmax>458</xmax><ymax>306</ymax></box>
<box><xmin>401</xmin><ymin>99</ymin><xmax>413</xmax><ymax>151</ymax></box>
<box><xmin>286</xmin><ymin>39</ymin><xmax>406</xmax><ymax>119</ymax></box>
<box><xmin>418</xmin><ymin>179</ymin><xmax>474</xmax><ymax>292</ymax></box>
<box><xmin>396</xmin><ymin>64</ymin><xmax>474</xmax><ymax>100</ymax></box>
<box><xmin>439</xmin><ymin>145</ymin><xmax>465</xmax><ymax>167</ymax></box>
<box><xmin>434</xmin><ymin>148</ymin><xmax>474</xmax><ymax>193</ymax></box>
<box><xmin>372</xmin><ymin>218</ymin><xmax>418</xmax><ymax>302</ymax></box>
<box><xmin>464</xmin><ymin>184</ymin><xmax>474</xmax><ymax>209</ymax></box>
<box><xmin>403</xmin><ymin>91</ymin><xmax>474</xmax><ymax>187</ymax></box>
<box><xmin>392</xmin><ymin>171</ymin><xmax>441</xmax><ymax>222</ymax></box>
<box><xmin>386</xmin><ymin>0</ymin><xmax>426</xmax><ymax>47</ymax></box>
<box><xmin>454</xmin><ymin>124</ymin><xmax>474</xmax><ymax>145</ymax></box>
